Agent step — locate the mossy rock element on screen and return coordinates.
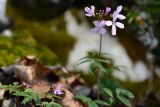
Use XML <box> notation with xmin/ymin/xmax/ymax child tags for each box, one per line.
<box><xmin>0</xmin><ymin>30</ymin><xmax>58</xmax><ymax>67</ymax></box>
<box><xmin>6</xmin><ymin>2</ymin><xmax>75</xmax><ymax>65</ymax></box>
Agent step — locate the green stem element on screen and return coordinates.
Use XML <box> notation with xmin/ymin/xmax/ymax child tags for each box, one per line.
<box><xmin>15</xmin><ymin>97</ymin><xmax>19</xmax><ymax>107</ymax></box>
<box><xmin>99</xmin><ymin>34</ymin><xmax>103</xmax><ymax>57</ymax></box>
<box><xmin>97</xmin><ymin>70</ymin><xmax>100</xmax><ymax>100</ymax></box>
<box><xmin>97</xmin><ymin>34</ymin><xmax>103</xmax><ymax>100</ymax></box>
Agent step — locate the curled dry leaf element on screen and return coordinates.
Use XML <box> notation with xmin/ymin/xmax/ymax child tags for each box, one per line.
<box><xmin>62</xmin><ymin>89</ymin><xmax>82</xmax><ymax>107</ymax></box>
<box><xmin>32</xmin><ymin>80</ymin><xmax>51</xmax><ymax>98</ymax></box>
<box><xmin>66</xmin><ymin>74</ymin><xmax>85</xmax><ymax>85</ymax></box>
<box><xmin>0</xmin><ymin>83</ymin><xmax>5</xmax><ymax>100</ymax></box>
<box><xmin>13</xmin><ymin>65</ymin><xmax>35</xmax><ymax>83</ymax></box>
<box><xmin>65</xmin><ymin>74</ymin><xmax>91</xmax><ymax>96</ymax></box>
<box><xmin>13</xmin><ymin>56</ymin><xmax>60</xmax><ymax>84</ymax></box>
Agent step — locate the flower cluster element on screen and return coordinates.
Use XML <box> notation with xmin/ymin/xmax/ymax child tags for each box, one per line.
<box><xmin>85</xmin><ymin>5</ymin><xmax>126</xmax><ymax>36</ymax></box>
<box><xmin>53</xmin><ymin>84</ymin><xmax>63</xmax><ymax>95</ymax></box>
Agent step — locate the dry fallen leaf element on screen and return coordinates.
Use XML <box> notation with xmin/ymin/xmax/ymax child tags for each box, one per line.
<box><xmin>0</xmin><ymin>83</ymin><xmax>5</xmax><ymax>100</ymax></box>
<box><xmin>32</xmin><ymin>80</ymin><xmax>51</xmax><ymax>98</ymax></box>
<box><xmin>13</xmin><ymin>56</ymin><xmax>60</xmax><ymax>83</ymax></box>
<box><xmin>62</xmin><ymin>89</ymin><xmax>82</xmax><ymax>107</ymax></box>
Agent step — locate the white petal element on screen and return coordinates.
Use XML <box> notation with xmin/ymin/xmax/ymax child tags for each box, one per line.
<box><xmin>85</xmin><ymin>7</ymin><xmax>90</xmax><ymax>12</ymax></box>
<box><xmin>100</xmin><ymin>20</ymin><xmax>106</xmax><ymax>27</ymax></box>
<box><xmin>117</xmin><ymin>5</ymin><xmax>122</xmax><ymax>13</ymax></box>
<box><xmin>100</xmin><ymin>28</ymin><xmax>106</xmax><ymax>35</ymax></box>
<box><xmin>91</xmin><ymin>27</ymin><xmax>99</xmax><ymax>33</ymax></box>
<box><xmin>115</xmin><ymin>22</ymin><xmax>124</xmax><ymax>29</ymax></box>
<box><xmin>105</xmin><ymin>21</ymin><xmax>112</xmax><ymax>26</ymax></box>
<box><xmin>112</xmin><ymin>25</ymin><xmax>116</xmax><ymax>35</ymax></box>
<box><xmin>91</xmin><ymin>5</ymin><xmax>95</xmax><ymax>11</ymax></box>
<box><xmin>93</xmin><ymin>21</ymin><xmax>100</xmax><ymax>26</ymax></box>
<box><xmin>112</xmin><ymin>11</ymin><xmax>118</xmax><ymax>22</ymax></box>
<box><xmin>117</xmin><ymin>14</ymin><xmax>126</xmax><ymax>20</ymax></box>
<box><xmin>85</xmin><ymin>14</ymin><xmax>92</xmax><ymax>17</ymax></box>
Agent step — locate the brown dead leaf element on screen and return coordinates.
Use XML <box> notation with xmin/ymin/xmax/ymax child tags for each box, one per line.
<box><xmin>62</xmin><ymin>89</ymin><xmax>82</xmax><ymax>107</ymax></box>
<box><xmin>13</xmin><ymin>56</ymin><xmax>59</xmax><ymax>83</ymax></box>
<box><xmin>0</xmin><ymin>83</ymin><xmax>5</xmax><ymax>100</ymax></box>
<box><xmin>32</xmin><ymin>80</ymin><xmax>51</xmax><ymax>98</ymax></box>
<box><xmin>66</xmin><ymin>74</ymin><xmax>85</xmax><ymax>86</ymax></box>
<box><xmin>13</xmin><ymin>65</ymin><xmax>35</xmax><ymax>83</ymax></box>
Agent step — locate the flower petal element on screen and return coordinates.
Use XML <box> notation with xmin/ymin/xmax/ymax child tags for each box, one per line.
<box><xmin>106</xmin><ymin>7</ymin><xmax>111</xmax><ymax>14</ymax></box>
<box><xmin>84</xmin><ymin>6</ymin><xmax>95</xmax><ymax>17</ymax></box>
<box><xmin>100</xmin><ymin>28</ymin><xmax>106</xmax><ymax>35</ymax></box>
<box><xmin>85</xmin><ymin>7</ymin><xmax>90</xmax><ymax>13</ymax></box>
<box><xmin>112</xmin><ymin>10</ymin><xmax>118</xmax><ymax>22</ymax></box>
<box><xmin>117</xmin><ymin>5</ymin><xmax>122</xmax><ymax>13</ymax></box>
<box><xmin>91</xmin><ymin>27</ymin><xmax>99</xmax><ymax>33</ymax></box>
<box><xmin>105</xmin><ymin>20</ymin><xmax>112</xmax><ymax>26</ymax></box>
<box><xmin>85</xmin><ymin>14</ymin><xmax>92</xmax><ymax>17</ymax></box>
<box><xmin>93</xmin><ymin>21</ymin><xmax>100</xmax><ymax>26</ymax></box>
<box><xmin>91</xmin><ymin>5</ymin><xmax>95</xmax><ymax>12</ymax></box>
<box><xmin>115</xmin><ymin>22</ymin><xmax>124</xmax><ymax>29</ymax></box>
<box><xmin>100</xmin><ymin>20</ymin><xmax>106</xmax><ymax>27</ymax></box>
<box><xmin>112</xmin><ymin>25</ymin><xmax>116</xmax><ymax>35</ymax></box>
<box><xmin>54</xmin><ymin>84</ymin><xmax>63</xmax><ymax>95</ymax></box>
<box><xmin>117</xmin><ymin>14</ymin><xmax>126</xmax><ymax>20</ymax></box>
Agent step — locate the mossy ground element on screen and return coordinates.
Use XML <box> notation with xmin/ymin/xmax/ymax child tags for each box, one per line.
<box><xmin>1</xmin><ymin>1</ymin><xmax>76</xmax><ymax>66</ymax></box>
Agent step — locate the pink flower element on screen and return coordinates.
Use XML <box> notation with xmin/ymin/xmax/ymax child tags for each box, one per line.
<box><xmin>105</xmin><ymin>5</ymin><xmax>126</xmax><ymax>36</ymax></box>
<box><xmin>53</xmin><ymin>84</ymin><xmax>63</xmax><ymax>95</ymax></box>
<box><xmin>113</xmin><ymin>5</ymin><xmax>126</xmax><ymax>21</ymax></box>
<box><xmin>85</xmin><ymin>5</ymin><xmax>95</xmax><ymax>17</ymax></box>
<box><xmin>22</xmin><ymin>82</ymin><xmax>31</xmax><ymax>88</ymax></box>
<box><xmin>91</xmin><ymin>20</ymin><xmax>106</xmax><ymax>35</ymax></box>
<box><xmin>105</xmin><ymin>7</ymin><xmax>111</xmax><ymax>14</ymax></box>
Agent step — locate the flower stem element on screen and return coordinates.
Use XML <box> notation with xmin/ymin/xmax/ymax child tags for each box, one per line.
<box><xmin>99</xmin><ymin>34</ymin><xmax>103</xmax><ymax>57</ymax></box>
<box><xmin>15</xmin><ymin>97</ymin><xmax>19</xmax><ymax>107</ymax></box>
<box><xmin>97</xmin><ymin>70</ymin><xmax>100</xmax><ymax>100</ymax></box>
<box><xmin>97</xmin><ymin>34</ymin><xmax>103</xmax><ymax>100</ymax></box>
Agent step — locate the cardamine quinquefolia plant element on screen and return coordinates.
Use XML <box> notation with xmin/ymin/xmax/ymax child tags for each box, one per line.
<box><xmin>76</xmin><ymin>4</ymin><xmax>134</xmax><ymax>107</ymax></box>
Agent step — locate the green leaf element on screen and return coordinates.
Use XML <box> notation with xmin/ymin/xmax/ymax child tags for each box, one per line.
<box><xmin>87</xmin><ymin>101</ymin><xmax>98</xmax><ymax>107</ymax></box>
<box><xmin>46</xmin><ymin>103</ymin><xmax>54</xmax><ymax>107</ymax></box>
<box><xmin>75</xmin><ymin>95</ymin><xmax>91</xmax><ymax>103</ymax></box>
<box><xmin>123</xmin><ymin>90</ymin><xmax>134</xmax><ymax>99</ymax></box>
<box><xmin>9</xmin><ymin>87</ymin><xmax>19</xmax><ymax>93</ymax></box>
<box><xmin>41</xmin><ymin>101</ymin><xmax>49</xmax><ymax>106</ymax></box>
<box><xmin>52</xmin><ymin>102</ymin><xmax>63</xmax><ymax>107</ymax></box>
<box><xmin>0</xmin><ymin>85</ymin><xmax>9</xmax><ymax>89</ymax></box>
<box><xmin>103</xmin><ymin>88</ymin><xmax>113</xmax><ymax>97</ymax></box>
<box><xmin>77</xmin><ymin>56</ymin><xmax>89</xmax><ymax>62</ymax></box>
<box><xmin>13</xmin><ymin>82</ymin><xmax>19</xmax><ymax>86</ymax></box>
<box><xmin>88</xmin><ymin>61</ymin><xmax>95</xmax><ymax>74</ymax></box>
<box><xmin>117</xmin><ymin>96</ymin><xmax>131</xmax><ymax>107</ymax></box>
<box><xmin>77</xmin><ymin>59</ymin><xmax>92</xmax><ymax>65</ymax></box>
<box><xmin>116</xmin><ymin>88</ymin><xmax>134</xmax><ymax>107</ymax></box>
<box><xmin>100</xmin><ymin>53</ymin><xmax>112</xmax><ymax>57</ymax></box>
<box><xmin>106</xmin><ymin>67</ymin><xmax>114</xmax><ymax>73</ymax></box>
<box><xmin>95</xmin><ymin>61</ymin><xmax>107</xmax><ymax>72</ymax></box>
<box><xmin>94</xmin><ymin>100</ymin><xmax>110</xmax><ymax>106</ymax></box>
<box><xmin>108</xmin><ymin>98</ymin><xmax>115</xmax><ymax>105</ymax></box>
<box><xmin>75</xmin><ymin>95</ymin><xmax>98</xmax><ymax>107</ymax></box>
<box><xmin>98</xmin><ymin>59</ymin><xmax>110</xmax><ymax>64</ymax></box>
<box><xmin>116</xmin><ymin>88</ymin><xmax>134</xmax><ymax>99</ymax></box>
<box><xmin>31</xmin><ymin>92</ymin><xmax>41</xmax><ymax>105</ymax></box>
<box><xmin>24</xmin><ymin>88</ymin><xmax>33</xmax><ymax>93</ymax></box>
<box><xmin>22</xmin><ymin>96</ymin><xmax>32</xmax><ymax>104</ymax></box>
<box><xmin>46</xmin><ymin>102</ymin><xmax>62</xmax><ymax>107</ymax></box>
<box><xmin>13</xmin><ymin>91</ymin><xmax>28</xmax><ymax>97</ymax></box>
<box><xmin>77</xmin><ymin>56</ymin><xmax>90</xmax><ymax>64</ymax></box>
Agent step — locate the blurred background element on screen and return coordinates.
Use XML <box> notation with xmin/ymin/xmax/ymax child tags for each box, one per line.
<box><xmin>0</xmin><ymin>0</ymin><xmax>160</xmax><ymax>106</ymax></box>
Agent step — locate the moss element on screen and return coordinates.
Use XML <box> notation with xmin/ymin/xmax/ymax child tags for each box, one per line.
<box><xmin>0</xmin><ymin>30</ymin><xmax>58</xmax><ymax>67</ymax></box>
<box><xmin>6</xmin><ymin>2</ymin><xmax>75</xmax><ymax>65</ymax></box>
